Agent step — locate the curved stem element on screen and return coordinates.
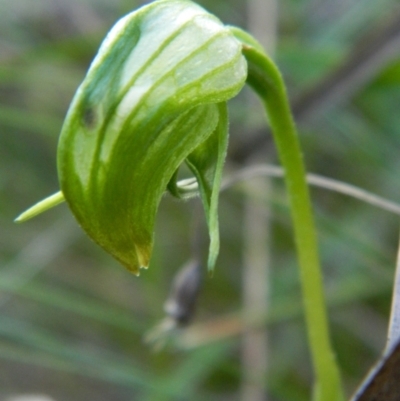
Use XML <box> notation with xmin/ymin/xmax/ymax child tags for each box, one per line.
<box><xmin>232</xmin><ymin>28</ymin><xmax>344</xmax><ymax>401</ymax></box>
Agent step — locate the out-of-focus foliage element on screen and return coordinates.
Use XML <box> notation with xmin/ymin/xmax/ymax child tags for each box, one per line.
<box><xmin>1</xmin><ymin>0</ymin><xmax>400</xmax><ymax>400</ymax></box>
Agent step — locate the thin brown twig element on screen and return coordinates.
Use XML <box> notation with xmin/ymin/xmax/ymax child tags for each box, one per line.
<box><xmin>222</xmin><ymin>164</ymin><xmax>400</xmax><ymax>216</ymax></box>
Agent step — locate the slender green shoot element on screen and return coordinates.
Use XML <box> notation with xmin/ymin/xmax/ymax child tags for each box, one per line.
<box><xmin>15</xmin><ymin>191</ymin><xmax>65</xmax><ymax>223</ymax></box>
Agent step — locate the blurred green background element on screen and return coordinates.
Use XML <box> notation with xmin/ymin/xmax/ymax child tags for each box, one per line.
<box><xmin>1</xmin><ymin>0</ymin><xmax>400</xmax><ymax>400</ymax></box>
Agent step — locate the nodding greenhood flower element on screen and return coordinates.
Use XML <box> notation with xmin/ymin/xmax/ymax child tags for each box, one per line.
<box><xmin>15</xmin><ymin>1</ymin><xmax>346</xmax><ymax>396</ymax></box>
<box><xmin>16</xmin><ymin>0</ymin><xmax>247</xmax><ymax>275</ymax></box>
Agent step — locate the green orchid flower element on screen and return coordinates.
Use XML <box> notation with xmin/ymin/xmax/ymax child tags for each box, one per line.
<box><xmin>17</xmin><ymin>0</ymin><xmax>247</xmax><ymax>275</ymax></box>
<box><xmin>16</xmin><ymin>1</ymin><xmax>345</xmax><ymax>399</ymax></box>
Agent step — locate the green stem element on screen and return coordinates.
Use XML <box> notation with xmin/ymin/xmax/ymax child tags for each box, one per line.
<box><xmin>232</xmin><ymin>28</ymin><xmax>344</xmax><ymax>401</ymax></box>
